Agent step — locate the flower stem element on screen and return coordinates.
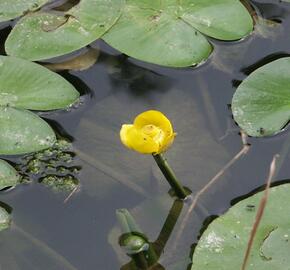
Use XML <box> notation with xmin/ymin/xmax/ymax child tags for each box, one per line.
<box><xmin>153</xmin><ymin>153</ymin><xmax>188</xmax><ymax>199</ymax></box>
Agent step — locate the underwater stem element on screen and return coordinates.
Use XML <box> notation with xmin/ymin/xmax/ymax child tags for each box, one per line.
<box><xmin>153</xmin><ymin>154</ymin><xmax>188</xmax><ymax>199</ymax></box>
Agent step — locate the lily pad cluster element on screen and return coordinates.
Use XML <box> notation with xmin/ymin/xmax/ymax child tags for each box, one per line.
<box><xmin>232</xmin><ymin>57</ymin><xmax>290</xmax><ymax>137</ymax></box>
<box><xmin>191</xmin><ymin>184</ymin><xmax>290</xmax><ymax>269</ymax></box>
<box><xmin>0</xmin><ymin>56</ymin><xmax>79</xmax><ymax>155</ymax></box>
<box><xmin>17</xmin><ymin>139</ymin><xmax>80</xmax><ymax>192</ymax></box>
<box><xmin>2</xmin><ymin>0</ymin><xmax>253</xmax><ymax>67</ymax></box>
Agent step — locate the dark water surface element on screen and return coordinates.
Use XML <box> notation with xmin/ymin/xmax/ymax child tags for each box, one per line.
<box><xmin>1</xmin><ymin>1</ymin><xmax>290</xmax><ymax>269</ymax></box>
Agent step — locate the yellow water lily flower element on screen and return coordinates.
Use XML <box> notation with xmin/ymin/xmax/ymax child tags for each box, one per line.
<box><xmin>120</xmin><ymin>110</ymin><xmax>176</xmax><ymax>154</ymax></box>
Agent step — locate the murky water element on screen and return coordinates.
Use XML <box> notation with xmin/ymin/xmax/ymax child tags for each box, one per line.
<box><xmin>1</xmin><ymin>1</ymin><xmax>290</xmax><ymax>269</ymax></box>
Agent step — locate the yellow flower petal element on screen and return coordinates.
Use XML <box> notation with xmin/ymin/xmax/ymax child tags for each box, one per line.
<box><xmin>134</xmin><ymin>110</ymin><xmax>173</xmax><ymax>137</ymax></box>
<box><xmin>120</xmin><ymin>124</ymin><xmax>159</xmax><ymax>154</ymax></box>
<box><xmin>120</xmin><ymin>124</ymin><xmax>134</xmax><ymax>149</ymax></box>
<box><xmin>120</xmin><ymin>110</ymin><xmax>175</xmax><ymax>154</ymax></box>
<box><xmin>157</xmin><ymin>132</ymin><xmax>176</xmax><ymax>154</ymax></box>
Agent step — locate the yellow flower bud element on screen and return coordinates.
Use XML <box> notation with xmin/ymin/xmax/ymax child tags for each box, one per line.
<box><xmin>120</xmin><ymin>110</ymin><xmax>176</xmax><ymax>154</ymax></box>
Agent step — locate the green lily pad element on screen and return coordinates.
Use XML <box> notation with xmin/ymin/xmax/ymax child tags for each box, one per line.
<box><xmin>232</xmin><ymin>57</ymin><xmax>290</xmax><ymax>137</ymax></box>
<box><xmin>0</xmin><ymin>0</ymin><xmax>49</xmax><ymax>23</ymax></box>
<box><xmin>103</xmin><ymin>0</ymin><xmax>253</xmax><ymax>67</ymax></box>
<box><xmin>0</xmin><ymin>56</ymin><xmax>79</xmax><ymax>110</ymax></box>
<box><xmin>0</xmin><ymin>206</ymin><xmax>10</xmax><ymax>232</ymax></box>
<box><xmin>0</xmin><ymin>159</ymin><xmax>20</xmax><ymax>190</ymax></box>
<box><xmin>0</xmin><ymin>106</ymin><xmax>56</xmax><ymax>155</ymax></box>
<box><xmin>5</xmin><ymin>0</ymin><xmax>124</xmax><ymax>61</ymax></box>
<box><xmin>191</xmin><ymin>184</ymin><xmax>290</xmax><ymax>269</ymax></box>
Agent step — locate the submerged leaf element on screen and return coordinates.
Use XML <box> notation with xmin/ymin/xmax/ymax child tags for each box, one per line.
<box><xmin>0</xmin><ymin>0</ymin><xmax>49</xmax><ymax>23</ymax></box>
<box><xmin>0</xmin><ymin>159</ymin><xmax>20</xmax><ymax>190</ymax></box>
<box><xmin>191</xmin><ymin>184</ymin><xmax>290</xmax><ymax>269</ymax></box>
<box><xmin>103</xmin><ymin>0</ymin><xmax>253</xmax><ymax>67</ymax></box>
<box><xmin>0</xmin><ymin>206</ymin><xmax>10</xmax><ymax>232</ymax></box>
<box><xmin>39</xmin><ymin>175</ymin><xmax>79</xmax><ymax>192</ymax></box>
<box><xmin>0</xmin><ymin>106</ymin><xmax>56</xmax><ymax>155</ymax></box>
<box><xmin>43</xmin><ymin>48</ymin><xmax>99</xmax><ymax>71</ymax></box>
<box><xmin>232</xmin><ymin>57</ymin><xmax>290</xmax><ymax>137</ymax></box>
<box><xmin>5</xmin><ymin>0</ymin><xmax>124</xmax><ymax>60</ymax></box>
<box><xmin>0</xmin><ymin>56</ymin><xmax>79</xmax><ymax>110</ymax></box>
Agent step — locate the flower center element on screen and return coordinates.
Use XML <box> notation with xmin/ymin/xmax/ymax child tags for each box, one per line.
<box><xmin>142</xmin><ymin>124</ymin><xmax>165</xmax><ymax>144</ymax></box>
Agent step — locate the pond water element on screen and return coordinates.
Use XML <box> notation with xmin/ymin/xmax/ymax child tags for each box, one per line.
<box><xmin>1</xmin><ymin>1</ymin><xmax>290</xmax><ymax>269</ymax></box>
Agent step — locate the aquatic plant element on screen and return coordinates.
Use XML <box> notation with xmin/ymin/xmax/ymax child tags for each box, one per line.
<box><xmin>3</xmin><ymin>0</ymin><xmax>252</xmax><ymax>67</ymax></box>
<box><xmin>0</xmin><ymin>56</ymin><xmax>79</xmax><ymax>155</ymax></box>
<box><xmin>0</xmin><ymin>206</ymin><xmax>10</xmax><ymax>232</ymax></box>
<box><xmin>120</xmin><ymin>110</ymin><xmax>175</xmax><ymax>155</ymax></box>
<box><xmin>120</xmin><ymin>110</ymin><xmax>189</xmax><ymax>199</ymax></box>
<box><xmin>191</xmin><ymin>184</ymin><xmax>290</xmax><ymax>269</ymax></box>
<box><xmin>232</xmin><ymin>57</ymin><xmax>290</xmax><ymax>137</ymax></box>
<box><xmin>0</xmin><ymin>159</ymin><xmax>20</xmax><ymax>190</ymax></box>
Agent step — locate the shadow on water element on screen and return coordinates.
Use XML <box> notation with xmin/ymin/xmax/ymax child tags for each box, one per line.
<box><xmin>2</xmin><ymin>1</ymin><xmax>290</xmax><ymax>269</ymax></box>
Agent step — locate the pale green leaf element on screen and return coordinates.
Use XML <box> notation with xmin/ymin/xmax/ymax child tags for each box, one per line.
<box><xmin>103</xmin><ymin>0</ymin><xmax>253</xmax><ymax>67</ymax></box>
<box><xmin>232</xmin><ymin>57</ymin><xmax>290</xmax><ymax>137</ymax></box>
<box><xmin>0</xmin><ymin>0</ymin><xmax>49</xmax><ymax>23</ymax></box>
<box><xmin>0</xmin><ymin>206</ymin><xmax>10</xmax><ymax>232</ymax></box>
<box><xmin>0</xmin><ymin>159</ymin><xmax>20</xmax><ymax>190</ymax></box>
<box><xmin>0</xmin><ymin>56</ymin><xmax>79</xmax><ymax>110</ymax></box>
<box><xmin>0</xmin><ymin>106</ymin><xmax>56</xmax><ymax>155</ymax></box>
<box><xmin>192</xmin><ymin>184</ymin><xmax>290</xmax><ymax>269</ymax></box>
<box><xmin>5</xmin><ymin>0</ymin><xmax>124</xmax><ymax>60</ymax></box>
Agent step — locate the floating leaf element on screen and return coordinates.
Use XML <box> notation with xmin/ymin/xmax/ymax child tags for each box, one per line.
<box><xmin>0</xmin><ymin>159</ymin><xmax>20</xmax><ymax>190</ymax></box>
<box><xmin>0</xmin><ymin>206</ymin><xmax>10</xmax><ymax>232</ymax></box>
<box><xmin>0</xmin><ymin>56</ymin><xmax>79</xmax><ymax>110</ymax></box>
<box><xmin>232</xmin><ymin>57</ymin><xmax>290</xmax><ymax>137</ymax></box>
<box><xmin>191</xmin><ymin>184</ymin><xmax>290</xmax><ymax>269</ymax></box>
<box><xmin>0</xmin><ymin>0</ymin><xmax>49</xmax><ymax>23</ymax></box>
<box><xmin>0</xmin><ymin>106</ymin><xmax>56</xmax><ymax>155</ymax></box>
<box><xmin>103</xmin><ymin>0</ymin><xmax>253</xmax><ymax>67</ymax></box>
<box><xmin>5</xmin><ymin>0</ymin><xmax>124</xmax><ymax>60</ymax></box>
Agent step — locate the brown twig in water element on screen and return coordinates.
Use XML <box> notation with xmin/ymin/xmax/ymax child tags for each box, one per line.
<box><xmin>173</xmin><ymin>132</ymin><xmax>250</xmax><ymax>250</ymax></box>
<box><xmin>241</xmin><ymin>154</ymin><xmax>279</xmax><ymax>270</ymax></box>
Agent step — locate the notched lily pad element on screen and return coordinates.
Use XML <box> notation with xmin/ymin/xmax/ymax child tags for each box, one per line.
<box><xmin>0</xmin><ymin>159</ymin><xmax>20</xmax><ymax>190</ymax></box>
<box><xmin>0</xmin><ymin>56</ymin><xmax>79</xmax><ymax>110</ymax></box>
<box><xmin>232</xmin><ymin>57</ymin><xmax>290</xmax><ymax>137</ymax></box>
<box><xmin>103</xmin><ymin>0</ymin><xmax>253</xmax><ymax>67</ymax></box>
<box><xmin>191</xmin><ymin>184</ymin><xmax>290</xmax><ymax>269</ymax></box>
<box><xmin>5</xmin><ymin>0</ymin><xmax>124</xmax><ymax>60</ymax></box>
<box><xmin>0</xmin><ymin>206</ymin><xmax>11</xmax><ymax>232</ymax></box>
<box><xmin>0</xmin><ymin>0</ymin><xmax>49</xmax><ymax>23</ymax></box>
<box><xmin>0</xmin><ymin>106</ymin><xmax>56</xmax><ymax>155</ymax></box>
